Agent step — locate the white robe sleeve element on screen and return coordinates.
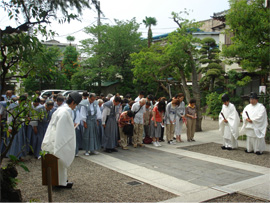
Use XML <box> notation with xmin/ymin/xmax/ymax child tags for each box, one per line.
<box><xmin>96</xmin><ymin>106</ymin><xmax>102</xmax><ymax>120</ymax></box>
<box><xmin>80</xmin><ymin>106</ymin><xmax>87</xmax><ymax>122</ymax></box>
<box><xmin>102</xmin><ymin>106</ymin><xmax>110</xmax><ymax>125</ymax></box>
<box><xmin>75</xmin><ymin>109</ymin><xmax>81</xmax><ymax>124</ymax></box>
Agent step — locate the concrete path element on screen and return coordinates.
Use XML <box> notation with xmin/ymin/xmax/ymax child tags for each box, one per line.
<box><xmin>79</xmin><ymin>129</ymin><xmax>270</xmax><ymax>202</ymax></box>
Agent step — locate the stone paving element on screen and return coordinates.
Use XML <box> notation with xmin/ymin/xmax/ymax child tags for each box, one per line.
<box><xmin>79</xmin><ymin>128</ymin><xmax>270</xmax><ymax>202</ymax></box>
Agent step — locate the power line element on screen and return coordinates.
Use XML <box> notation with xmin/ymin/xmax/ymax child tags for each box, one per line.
<box><xmin>56</xmin><ymin>20</ymin><xmax>97</xmax><ymax>37</ymax></box>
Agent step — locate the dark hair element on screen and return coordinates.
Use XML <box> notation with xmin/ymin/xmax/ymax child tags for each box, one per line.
<box><xmin>177</xmin><ymin>93</ymin><xmax>184</xmax><ymax>98</ymax></box>
<box><xmin>147</xmin><ymin>94</ymin><xmax>154</xmax><ymax>101</ymax></box>
<box><xmin>189</xmin><ymin>99</ymin><xmax>196</xmax><ymax>104</ymax></box>
<box><xmin>53</xmin><ymin>94</ymin><xmax>58</xmax><ymax>100</ymax></box>
<box><xmin>157</xmin><ymin>100</ymin><xmax>166</xmax><ymax>113</ymax></box>
<box><xmin>114</xmin><ymin>96</ymin><xmax>121</xmax><ymax>103</ymax></box>
<box><xmin>172</xmin><ymin>99</ymin><xmax>180</xmax><ymax>106</ymax></box>
<box><xmin>125</xmin><ymin>94</ymin><xmax>131</xmax><ymax>99</ymax></box>
<box><xmin>83</xmin><ymin>91</ymin><xmax>89</xmax><ymax>97</ymax></box>
<box><xmin>35</xmin><ymin>90</ymin><xmax>41</xmax><ymax>95</ymax></box>
<box><xmin>100</xmin><ymin>93</ymin><xmax>104</xmax><ymax>97</ymax></box>
<box><xmin>146</xmin><ymin>101</ymin><xmax>151</xmax><ymax>106</ymax></box>
<box><xmin>66</xmin><ymin>96</ymin><xmax>74</xmax><ymax>105</ymax></box>
<box><xmin>127</xmin><ymin>110</ymin><xmax>134</xmax><ymax>118</ymax></box>
<box><xmin>139</xmin><ymin>91</ymin><xmax>145</xmax><ymax>96</ymax></box>
<box><xmin>221</xmin><ymin>94</ymin><xmax>229</xmax><ymax>102</ymax></box>
<box><xmin>57</xmin><ymin>95</ymin><xmax>65</xmax><ymax>102</ymax></box>
<box><xmin>123</xmin><ymin>98</ymin><xmax>129</xmax><ymax>104</ymax></box>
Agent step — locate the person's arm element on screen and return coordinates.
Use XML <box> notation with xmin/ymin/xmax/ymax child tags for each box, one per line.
<box><xmin>102</xmin><ymin>106</ymin><xmax>109</xmax><ymax>127</ymax></box>
<box><xmin>153</xmin><ymin>109</ymin><xmax>157</xmax><ymax>127</ymax></box>
<box><xmin>81</xmin><ymin>106</ymin><xmax>88</xmax><ymax>128</ymax></box>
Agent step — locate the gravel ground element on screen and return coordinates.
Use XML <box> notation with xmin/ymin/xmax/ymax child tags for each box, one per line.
<box><xmin>9</xmin><ymin>156</ymin><xmax>177</xmax><ymax>202</ymax></box>
<box><xmin>204</xmin><ymin>193</ymin><xmax>269</xmax><ymax>202</ymax></box>
<box><xmin>179</xmin><ymin>142</ymin><xmax>270</xmax><ymax>168</ymax></box>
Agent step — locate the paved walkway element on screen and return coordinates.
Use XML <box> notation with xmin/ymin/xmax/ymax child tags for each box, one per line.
<box><xmin>79</xmin><ymin>129</ymin><xmax>270</xmax><ymax>202</ymax></box>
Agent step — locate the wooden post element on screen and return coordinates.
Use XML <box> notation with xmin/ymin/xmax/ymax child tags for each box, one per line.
<box><xmin>47</xmin><ymin>167</ymin><xmax>53</xmax><ymax>202</ymax></box>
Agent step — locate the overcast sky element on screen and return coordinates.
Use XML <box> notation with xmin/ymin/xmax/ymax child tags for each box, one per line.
<box><xmin>0</xmin><ymin>0</ymin><xmax>230</xmax><ymax>45</ymax></box>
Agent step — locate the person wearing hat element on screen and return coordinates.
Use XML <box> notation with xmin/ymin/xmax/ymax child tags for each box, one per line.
<box><xmin>240</xmin><ymin>92</ymin><xmax>268</xmax><ymax>155</ymax></box>
<box><xmin>41</xmin><ymin>92</ymin><xmax>82</xmax><ymax>188</ymax></box>
<box><xmin>219</xmin><ymin>94</ymin><xmax>240</xmax><ymax>150</ymax></box>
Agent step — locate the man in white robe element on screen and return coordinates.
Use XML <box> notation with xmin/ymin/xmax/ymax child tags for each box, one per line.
<box><xmin>240</xmin><ymin>92</ymin><xmax>268</xmax><ymax>155</ymax></box>
<box><xmin>219</xmin><ymin>94</ymin><xmax>240</xmax><ymax>150</ymax></box>
<box><xmin>41</xmin><ymin>92</ymin><xmax>82</xmax><ymax>188</ymax></box>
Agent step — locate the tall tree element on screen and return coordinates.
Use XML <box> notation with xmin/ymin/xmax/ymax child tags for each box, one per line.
<box><xmin>0</xmin><ymin>0</ymin><xmax>99</xmax><ymax>95</ymax></box>
<box><xmin>62</xmin><ymin>36</ymin><xmax>79</xmax><ymax>87</ymax></box>
<box><xmin>222</xmin><ymin>0</ymin><xmax>270</xmax><ymax>81</ymax></box>
<box><xmin>143</xmin><ymin>16</ymin><xmax>157</xmax><ymax>48</ymax></box>
<box><xmin>198</xmin><ymin>37</ymin><xmax>224</xmax><ymax>92</ymax></box>
<box><xmin>79</xmin><ymin>18</ymin><xmax>145</xmax><ymax>95</ymax></box>
<box><xmin>132</xmin><ymin>12</ymin><xmax>203</xmax><ymax>131</ymax></box>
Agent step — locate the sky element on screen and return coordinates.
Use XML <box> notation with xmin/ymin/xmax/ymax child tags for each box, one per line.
<box><xmin>0</xmin><ymin>0</ymin><xmax>230</xmax><ymax>45</ymax></box>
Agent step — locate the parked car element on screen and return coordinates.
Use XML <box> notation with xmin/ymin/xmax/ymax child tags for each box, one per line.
<box><xmin>60</xmin><ymin>90</ymin><xmax>84</xmax><ymax>98</ymax></box>
<box><xmin>40</xmin><ymin>89</ymin><xmax>65</xmax><ymax>99</ymax></box>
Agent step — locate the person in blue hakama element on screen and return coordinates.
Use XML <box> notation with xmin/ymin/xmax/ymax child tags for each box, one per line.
<box><xmin>34</xmin><ymin>100</ymin><xmax>54</xmax><ymax>158</ymax></box>
<box><xmin>102</xmin><ymin>96</ymin><xmax>121</xmax><ymax>153</ymax></box>
<box><xmin>81</xmin><ymin>93</ymin><xmax>101</xmax><ymax>155</ymax></box>
<box><xmin>97</xmin><ymin>99</ymin><xmax>104</xmax><ymax>148</ymax></box>
<box><xmin>6</xmin><ymin>96</ymin><xmax>27</xmax><ymax>159</ymax></box>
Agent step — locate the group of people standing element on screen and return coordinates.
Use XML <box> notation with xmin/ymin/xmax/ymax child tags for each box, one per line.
<box><xmin>1</xmin><ymin>89</ymin><xmax>268</xmax><ymax>188</ymax></box>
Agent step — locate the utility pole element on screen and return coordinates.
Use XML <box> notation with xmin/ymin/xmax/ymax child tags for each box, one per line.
<box><xmin>97</xmin><ymin>1</ymin><xmax>102</xmax><ymax>94</ymax></box>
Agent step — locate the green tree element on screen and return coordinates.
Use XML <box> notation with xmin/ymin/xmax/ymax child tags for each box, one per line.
<box><xmin>143</xmin><ymin>16</ymin><xmax>157</xmax><ymax>48</ymax></box>
<box><xmin>62</xmin><ymin>36</ymin><xmax>79</xmax><ymax>86</ymax></box>
<box><xmin>222</xmin><ymin>0</ymin><xmax>270</xmax><ymax>82</ymax></box>
<box><xmin>0</xmin><ymin>0</ymin><xmax>99</xmax><ymax>95</ymax></box>
<box><xmin>198</xmin><ymin>37</ymin><xmax>224</xmax><ymax>92</ymax></box>
<box><xmin>79</xmin><ymin>18</ymin><xmax>145</xmax><ymax>95</ymax></box>
<box><xmin>132</xmin><ymin>11</ymin><xmax>204</xmax><ymax>131</ymax></box>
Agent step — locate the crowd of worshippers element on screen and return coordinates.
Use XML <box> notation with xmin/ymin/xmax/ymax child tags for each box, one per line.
<box><xmin>0</xmin><ymin>89</ymin><xmax>268</xmax><ymax>160</ymax></box>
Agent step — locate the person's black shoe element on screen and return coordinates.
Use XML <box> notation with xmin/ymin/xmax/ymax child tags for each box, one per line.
<box><xmin>56</xmin><ymin>182</ymin><xmax>73</xmax><ymax>189</ymax></box>
<box><xmin>221</xmin><ymin>146</ymin><xmax>226</xmax><ymax>150</ymax></box>
<box><xmin>191</xmin><ymin>139</ymin><xmax>195</xmax><ymax>142</ymax></box>
<box><xmin>111</xmin><ymin>148</ymin><xmax>118</xmax><ymax>152</ymax></box>
<box><xmin>227</xmin><ymin>147</ymin><xmax>232</xmax><ymax>150</ymax></box>
<box><xmin>245</xmin><ymin>149</ymin><xmax>254</xmax><ymax>153</ymax></box>
<box><xmin>256</xmin><ymin>151</ymin><xmax>262</xmax><ymax>155</ymax></box>
<box><xmin>104</xmin><ymin>149</ymin><xmax>112</xmax><ymax>153</ymax></box>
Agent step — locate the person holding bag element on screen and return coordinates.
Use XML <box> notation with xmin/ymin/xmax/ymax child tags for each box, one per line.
<box><xmin>118</xmin><ymin>110</ymin><xmax>134</xmax><ymax>150</ymax></box>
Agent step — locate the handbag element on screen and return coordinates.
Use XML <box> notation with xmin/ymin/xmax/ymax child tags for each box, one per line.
<box><xmin>123</xmin><ymin>123</ymin><xmax>134</xmax><ymax>136</ymax></box>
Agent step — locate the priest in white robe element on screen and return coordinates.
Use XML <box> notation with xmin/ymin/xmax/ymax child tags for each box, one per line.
<box><xmin>41</xmin><ymin>92</ymin><xmax>82</xmax><ymax>188</ymax></box>
<box><xmin>240</xmin><ymin>92</ymin><xmax>268</xmax><ymax>155</ymax></box>
<box><xmin>219</xmin><ymin>94</ymin><xmax>240</xmax><ymax>150</ymax></box>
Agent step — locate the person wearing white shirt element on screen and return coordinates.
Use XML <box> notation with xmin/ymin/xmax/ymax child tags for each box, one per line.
<box><xmin>131</xmin><ymin>98</ymin><xmax>146</xmax><ymax>148</ymax></box>
<box><xmin>134</xmin><ymin>91</ymin><xmax>145</xmax><ymax>103</ymax></box>
<box><xmin>80</xmin><ymin>93</ymin><xmax>101</xmax><ymax>156</ymax></box>
<box><xmin>240</xmin><ymin>92</ymin><xmax>268</xmax><ymax>155</ymax></box>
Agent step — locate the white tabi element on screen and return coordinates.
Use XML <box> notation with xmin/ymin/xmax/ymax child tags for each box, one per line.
<box><xmin>41</xmin><ymin>105</ymin><xmax>76</xmax><ymax>186</ymax></box>
<box><xmin>240</xmin><ymin>103</ymin><xmax>268</xmax><ymax>153</ymax></box>
<box><xmin>219</xmin><ymin>103</ymin><xmax>240</xmax><ymax>149</ymax></box>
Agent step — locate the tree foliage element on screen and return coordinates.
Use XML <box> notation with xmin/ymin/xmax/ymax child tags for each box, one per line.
<box><xmin>198</xmin><ymin>37</ymin><xmax>224</xmax><ymax>91</ymax></box>
<box><xmin>78</xmin><ymin>18</ymin><xmax>145</xmax><ymax>95</ymax></box>
<box><xmin>143</xmin><ymin>16</ymin><xmax>157</xmax><ymax>48</ymax></box>
<box><xmin>222</xmin><ymin>0</ymin><xmax>270</xmax><ymax>76</ymax></box>
<box><xmin>0</xmin><ymin>0</ymin><xmax>99</xmax><ymax>95</ymax></box>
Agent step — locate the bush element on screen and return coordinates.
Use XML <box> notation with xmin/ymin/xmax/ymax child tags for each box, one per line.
<box><xmin>206</xmin><ymin>92</ymin><xmax>223</xmax><ymax>120</ymax></box>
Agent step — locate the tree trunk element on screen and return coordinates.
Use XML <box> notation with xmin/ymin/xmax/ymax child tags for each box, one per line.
<box><xmin>178</xmin><ymin>67</ymin><xmax>191</xmax><ymax>102</ymax></box>
<box><xmin>188</xmin><ymin>51</ymin><xmax>202</xmax><ymax>132</ymax></box>
<box><xmin>209</xmin><ymin>77</ymin><xmax>214</xmax><ymax>92</ymax></box>
<box><xmin>159</xmin><ymin>81</ymin><xmax>170</xmax><ymax>96</ymax></box>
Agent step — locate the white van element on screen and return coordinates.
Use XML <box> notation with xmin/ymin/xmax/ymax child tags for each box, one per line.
<box><xmin>40</xmin><ymin>89</ymin><xmax>65</xmax><ymax>99</ymax></box>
